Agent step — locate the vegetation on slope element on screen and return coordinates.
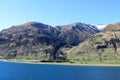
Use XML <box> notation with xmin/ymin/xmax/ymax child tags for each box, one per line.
<box><xmin>66</xmin><ymin>30</ymin><xmax>120</xmax><ymax>64</ymax></box>
<box><xmin>0</xmin><ymin>22</ymin><xmax>99</xmax><ymax>62</ymax></box>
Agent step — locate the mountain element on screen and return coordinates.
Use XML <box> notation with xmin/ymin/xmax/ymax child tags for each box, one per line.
<box><xmin>0</xmin><ymin>22</ymin><xmax>60</xmax><ymax>60</ymax></box>
<box><xmin>104</xmin><ymin>22</ymin><xmax>120</xmax><ymax>31</ymax></box>
<box><xmin>0</xmin><ymin>22</ymin><xmax>99</xmax><ymax>61</ymax></box>
<box><xmin>56</xmin><ymin>23</ymin><xmax>99</xmax><ymax>45</ymax></box>
<box><xmin>1</xmin><ymin>22</ymin><xmax>59</xmax><ymax>38</ymax></box>
<box><xmin>66</xmin><ymin>22</ymin><xmax>120</xmax><ymax>63</ymax></box>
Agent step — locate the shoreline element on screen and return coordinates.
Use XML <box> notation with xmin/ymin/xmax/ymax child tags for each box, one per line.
<box><xmin>1</xmin><ymin>59</ymin><xmax>120</xmax><ymax>67</ymax></box>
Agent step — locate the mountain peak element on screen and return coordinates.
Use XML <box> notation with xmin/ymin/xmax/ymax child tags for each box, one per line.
<box><xmin>1</xmin><ymin>21</ymin><xmax>53</xmax><ymax>34</ymax></box>
<box><xmin>17</xmin><ymin>22</ymin><xmax>47</xmax><ymax>27</ymax></box>
<box><xmin>70</xmin><ymin>22</ymin><xmax>84</xmax><ymax>26</ymax></box>
<box><xmin>64</xmin><ymin>22</ymin><xmax>89</xmax><ymax>28</ymax></box>
<box><xmin>21</xmin><ymin>21</ymin><xmax>41</xmax><ymax>25</ymax></box>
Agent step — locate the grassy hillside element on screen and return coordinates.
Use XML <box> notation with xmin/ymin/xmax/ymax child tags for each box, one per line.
<box><xmin>66</xmin><ymin>31</ymin><xmax>120</xmax><ymax>64</ymax></box>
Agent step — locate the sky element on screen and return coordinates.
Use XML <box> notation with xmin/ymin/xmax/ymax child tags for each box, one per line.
<box><xmin>0</xmin><ymin>0</ymin><xmax>120</xmax><ymax>30</ymax></box>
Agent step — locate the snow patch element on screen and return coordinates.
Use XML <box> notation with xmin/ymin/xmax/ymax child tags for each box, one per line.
<box><xmin>95</xmin><ymin>24</ymin><xmax>108</xmax><ymax>30</ymax></box>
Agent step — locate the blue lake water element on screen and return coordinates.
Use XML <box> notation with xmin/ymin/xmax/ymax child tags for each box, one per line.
<box><xmin>0</xmin><ymin>61</ymin><xmax>120</xmax><ymax>80</ymax></box>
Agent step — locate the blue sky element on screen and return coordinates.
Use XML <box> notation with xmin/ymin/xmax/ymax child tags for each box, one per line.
<box><xmin>0</xmin><ymin>0</ymin><xmax>120</xmax><ymax>30</ymax></box>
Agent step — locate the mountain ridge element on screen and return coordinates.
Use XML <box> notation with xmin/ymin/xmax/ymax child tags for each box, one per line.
<box><xmin>0</xmin><ymin>21</ymin><xmax>99</xmax><ymax>61</ymax></box>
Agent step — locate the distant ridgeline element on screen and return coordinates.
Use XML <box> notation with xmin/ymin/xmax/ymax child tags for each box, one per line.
<box><xmin>0</xmin><ymin>22</ymin><xmax>99</xmax><ymax>62</ymax></box>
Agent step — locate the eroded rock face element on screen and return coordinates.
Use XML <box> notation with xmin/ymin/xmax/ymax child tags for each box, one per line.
<box><xmin>0</xmin><ymin>22</ymin><xmax>99</xmax><ymax>60</ymax></box>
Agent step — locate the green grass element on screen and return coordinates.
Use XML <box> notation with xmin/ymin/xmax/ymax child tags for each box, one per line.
<box><xmin>5</xmin><ymin>55</ymin><xmax>120</xmax><ymax>65</ymax></box>
<box><xmin>1</xmin><ymin>47</ymin><xmax>120</xmax><ymax>65</ymax></box>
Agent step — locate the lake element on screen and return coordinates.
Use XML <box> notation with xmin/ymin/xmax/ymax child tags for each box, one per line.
<box><xmin>0</xmin><ymin>61</ymin><xmax>120</xmax><ymax>80</ymax></box>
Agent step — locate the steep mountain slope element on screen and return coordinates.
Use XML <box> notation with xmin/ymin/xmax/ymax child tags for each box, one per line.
<box><xmin>56</xmin><ymin>23</ymin><xmax>99</xmax><ymax>45</ymax></box>
<box><xmin>0</xmin><ymin>22</ymin><xmax>99</xmax><ymax>61</ymax></box>
<box><xmin>66</xmin><ymin>22</ymin><xmax>120</xmax><ymax>62</ymax></box>
<box><xmin>0</xmin><ymin>22</ymin><xmax>60</xmax><ymax>60</ymax></box>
